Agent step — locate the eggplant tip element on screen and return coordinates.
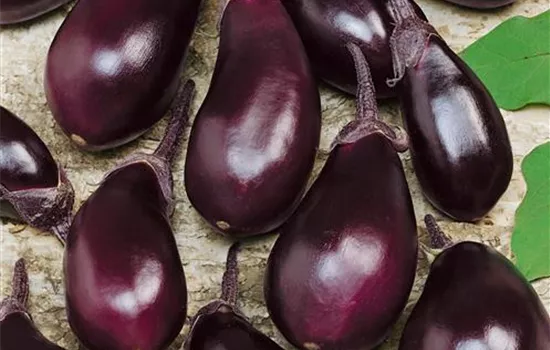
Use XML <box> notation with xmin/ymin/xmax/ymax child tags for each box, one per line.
<box><xmin>216</xmin><ymin>221</ymin><xmax>230</xmax><ymax>230</ymax></box>
<box><xmin>70</xmin><ymin>134</ymin><xmax>87</xmax><ymax>147</ymax></box>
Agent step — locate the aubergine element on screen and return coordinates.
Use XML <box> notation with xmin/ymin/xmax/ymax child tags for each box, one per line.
<box><xmin>400</xmin><ymin>215</ymin><xmax>550</xmax><ymax>350</ymax></box>
<box><xmin>265</xmin><ymin>43</ymin><xmax>417</xmax><ymax>350</ymax></box>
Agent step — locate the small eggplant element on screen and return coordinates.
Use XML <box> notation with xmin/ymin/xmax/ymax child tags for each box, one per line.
<box><xmin>183</xmin><ymin>243</ymin><xmax>283</xmax><ymax>350</ymax></box>
<box><xmin>400</xmin><ymin>215</ymin><xmax>550</xmax><ymax>350</ymax></box>
<box><xmin>0</xmin><ymin>106</ymin><xmax>74</xmax><ymax>243</ymax></box>
<box><xmin>265</xmin><ymin>44</ymin><xmax>417</xmax><ymax>350</ymax></box>
<box><xmin>45</xmin><ymin>0</ymin><xmax>202</xmax><ymax>150</ymax></box>
<box><xmin>64</xmin><ymin>81</ymin><xmax>194</xmax><ymax>350</ymax></box>
<box><xmin>387</xmin><ymin>0</ymin><xmax>513</xmax><ymax>222</ymax></box>
<box><xmin>0</xmin><ymin>259</ymin><xmax>65</xmax><ymax>350</ymax></box>
<box><xmin>280</xmin><ymin>0</ymin><xmax>426</xmax><ymax>98</ymax></box>
<box><xmin>0</xmin><ymin>0</ymin><xmax>70</xmax><ymax>25</ymax></box>
<box><xmin>185</xmin><ymin>0</ymin><xmax>321</xmax><ymax>238</ymax></box>
<box><xmin>441</xmin><ymin>0</ymin><xmax>515</xmax><ymax>10</ymax></box>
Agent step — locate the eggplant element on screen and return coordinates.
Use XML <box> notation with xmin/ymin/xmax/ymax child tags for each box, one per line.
<box><xmin>441</xmin><ymin>0</ymin><xmax>515</xmax><ymax>9</ymax></box>
<box><xmin>265</xmin><ymin>43</ymin><xmax>417</xmax><ymax>350</ymax></box>
<box><xmin>387</xmin><ymin>0</ymin><xmax>513</xmax><ymax>222</ymax></box>
<box><xmin>400</xmin><ymin>215</ymin><xmax>550</xmax><ymax>350</ymax></box>
<box><xmin>0</xmin><ymin>0</ymin><xmax>70</xmax><ymax>25</ymax></box>
<box><xmin>280</xmin><ymin>0</ymin><xmax>426</xmax><ymax>98</ymax></box>
<box><xmin>64</xmin><ymin>81</ymin><xmax>194</xmax><ymax>350</ymax></box>
<box><xmin>184</xmin><ymin>243</ymin><xmax>283</xmax><ymax>350</ymax></box>
<box><xmin>0</xmin><ymin>259</ymin><xmax>66</xmax><ymax>350</ymax></box>
<box><xmin>185</xmin><ymin>0</ymin><xmax>321</xmax><ymax>238</ymax></box>
<box><xmin>0</xmin><ymin>106</ymin><xmax>74</xmax><ymax>242</ymax></box>
<box><xmin>45</xmin><ymin>0</ymin><xmax>202</xmax><ymax>150</ymax></box>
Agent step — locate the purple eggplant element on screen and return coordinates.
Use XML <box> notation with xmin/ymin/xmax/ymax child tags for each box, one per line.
<box><xmin>441</xmin><ymin>0</ymin><xmax>515</xmax><ymax>9</ymax></box>
<box><xmin>0</xmin><ymin>106</ymin><xmax>74</xmax><ymax>242</ymax></box>
<box><xmin>184</xmin><ymin>0</ymin><xmax>321</xmax><ymax>238</ymax></box>
<box><xmin>400</xmin><ymin>215</ymin><xmax>550</xmax><ymax>350</ymax></box>
<box><xmin>63</xmin><ymin>81</ymin><xmax>194</xmax><ymax>350</ymax></box>
<box><xmin>0</xmin><ymin>0</ymin><xmax>70</xmax><ymax>25</ymax></box>
<box><xmin>265</xmin><ymin>44</ymin><xmax>417</xmax><ymax>350</ymax></box>
<box><xmin>280</xmin><ymin>0</ymin><xmax>425</xmax><ymax>98</ymax></box>
<box><xmin>387</xmin><ymin>0</ymin><xmax>513</xmax><ymax>222</ymax></box>
<box><xmin>45</xmin><ymin>0</ymin><xmax>201</xmax><ymax>151</ymax></box>
<box><xmin>0</xmin><ymin>259</ymin><xmax>65</xmax><ymax>350</ymax></box>
<box><xmin>183</xmin><ymin>243</ymin><xmax>283</xmax><ymax>350</ymax></box>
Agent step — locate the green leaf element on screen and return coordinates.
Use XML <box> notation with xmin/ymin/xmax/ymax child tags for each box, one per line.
<box><xmin>460</xmin><ymin>10</ymin><xmax>550</xmax><ymax>111</ymax></box>
<box><xmin>511</xmin><ymin>142</ymin><xmax>550</xmax><ymax>281</ymax></box>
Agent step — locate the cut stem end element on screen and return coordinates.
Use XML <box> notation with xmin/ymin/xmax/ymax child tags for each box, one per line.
<box><xmin>424</xmin><ymin>214</ymin><xmax>453</xmax><ymax>249</ymax></box>
<box><xmin>220</xmin><ymin>242</ymin><xmax>240</xmax><ymax>306</ymax></box>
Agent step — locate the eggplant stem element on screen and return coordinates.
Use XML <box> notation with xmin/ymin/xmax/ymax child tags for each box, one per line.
<box><xmin>51</xmin><ymin>217</ymin><xmax>71</xmax><ymax>245</ymax></box>
<box><xmin>11</xmin><ymin>259</ymin><xmax>29</xmax><ymax>306</ymax></box>
<box><xmin>424</xmin><ymin>214</ymin><xmax>453</xmax><ymax>249</ymax></box>
<box><xmin>388</xmin><ymin>0</ymin><xmax>417</xmax><ymax>23</ymax></box>
<box><xmin>346</xmin><ymin>43</ymin><xmax>378</xmax><ymax>122</ymax></box>
<box><xmin>386</xmin><ymin>0</ymin><xmax>437</xmax><ymax>87</ymax></box>
<box><xmin>154</xmin><ymin>79</ymin><xmax>195</xmax><ymax>164</ymax></box>
<box><xmin>220</xmin><ymin>242</ymin><xmax>240</xmax><ymax>306</ymax></box>
<box><xmin>341</xmin><ymin>43</ymin><xmax>409</xmax><ymax>152</ymax></box>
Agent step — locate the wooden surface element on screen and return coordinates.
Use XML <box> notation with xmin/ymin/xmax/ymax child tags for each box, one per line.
<box><xmin>1</xmin><ymin>0</ymin><xmax>549</xmax><ymax>348</ymax></box>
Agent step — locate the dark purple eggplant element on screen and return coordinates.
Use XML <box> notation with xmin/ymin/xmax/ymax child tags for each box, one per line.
<box><xmin>45</xmin><ymin>0</ymin><xmax>201</xmax><ymax>151</ymax></box>
<box><xmin>280</xmin><ymin>0</ymin><xmax>426</xmax><ymax>98</ymax></box>
<box><xmin>265</xmin><ymin>43</ymin><xmax>417</xmax><ymax>350</ymax></box>
<box><xmin>0</xmin><ymin>0</ymin><xmax>70</xmax><ymax>25</ymax></box>
<box><xmin>183</xmin><ymin>243</ymin><xmax>283</xmax><ymax>350</ymax></box>
<box><xmin>63</xmin><ymin>81</ymin><xmax>194</xmax><ymax>350</ymax></box>
<box><xmin>441</xmin><ymin>0</ymin><xmax>515</xmax><ymax>9</ymax></box>
<box><xmin>400</xmin><ymin>215</ymin><xmax>550</xmax><ymax>350</ymax></box>
<box><xmin>387</xmin><ymin>0</ymin><xmax>513</xmax><ymax>222</ymax></box>
<box><xmin>0</xmin><ymin>106</ymin><xmax>74</xmax><ymax>242</ymax></box>
<box><xmin>184</xmin><ymin>0</ymin><xmax>321</xmax><ymax>238</ymax></box>
<box><xmin>0</xmin><ymin>259</ymin><xmax>66</xmax><ymax>350</ymax></box>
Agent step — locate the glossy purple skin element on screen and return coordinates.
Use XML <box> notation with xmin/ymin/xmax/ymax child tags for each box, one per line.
<box><xmin>45</xmin><ymin>0</ymin><xmax>201</xmax><ymax>150</ymax></box>
<box><xmin>0</xmin><ymin>106</ymin><xmax>63</xmax><ymax>223</ymax></box>
<box><xmin>442</xmin><ymin>0</ymin><xmax>515</xmax><ymax>9</ymax></box>
<box><xmin>400</xmin><ymin>242</ymin><xmax>550</xmax><ymax>350</ymax></box>
<box><xmin>186</xmin><ymin>305</ymin><xmax>283</xmax><ymax>350</ymax></box>
<box><xmin>0</xmin><ymin>0</ymin><xmax>70</xmax><ymax>24</ymax></box>
<box><xmin>0</xmin><ymin>106</ymin><xmax>58</xmax><ymax>192</ymax></box>
<box><xmin>265</xmin><ymin>134</ymin><xmax>418</xmax><ymax>350</ymax></box>
<box><xmin>401</xmin><ymin>35</ymin><xmax>512</xmax><ymax>222</ymax></box>
<box><xmin>1</xmin><ymin>313</ymin><xmax>65</xmax><ymax>350</ymax></box>
<box><xmin>281</xmin><ymin>0</ymin><xmax>425</xmax><ymax>98</ymax></box>
<box><xmin>65</xmin><ymin>163</ymin><xmax>187</xmax><ymax>350</ymax></box>
<box><xmin>185</xmin><ymin>0</ymin><xmax>321</xmax><ymax>237</ymax></box>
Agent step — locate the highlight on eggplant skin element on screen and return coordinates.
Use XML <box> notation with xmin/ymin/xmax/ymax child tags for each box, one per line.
<box><xmin>0</xmin><ymin>0</ymin><xmax>71</xmax><ymax>25</ymax></box>
<box><xmin>387</xmin><ymin>0</ymin><xmax>513</xmax><ymax>222</ymax></box>
<box><xmin>0</xmin><ymin>259</ymin><xmax>66</xmax><ymax>350</ymax></box>
<box><xmin>184</xmin><ymin>0</ymin><xmax>321</xmax><ymax>238</ymax></box>
<box><xmin>265</xmin><ymin>44</ymin><xmax>417</xmax><ymax>350</ymax></box>
<box><xmin>441</xmin><ymin>0</ymin><xmax>516</xmax><ymax>10</ymax></box>
<box><xmin>399</xmin><ymin>216</ymin><xmax>550</xmax><ymax>350</ymax></box>
<box><xmin>0</xmin><ymin>106</ymin><xmax>74</xmax><ymax>243</ymax></box>
<box><xmin>44</xmin><ymin>0</ymin><xmax>202</xmax><ymax>151</ymax></box>
<box><xmin>280</xmin><ymin>0</ymin><xmax>426</xmax><ymax>98</ymax></box>
<box><xmin>63</xmin><ymin>81</ymin><xmax>194</xmax><ymax>350</ymax></box>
